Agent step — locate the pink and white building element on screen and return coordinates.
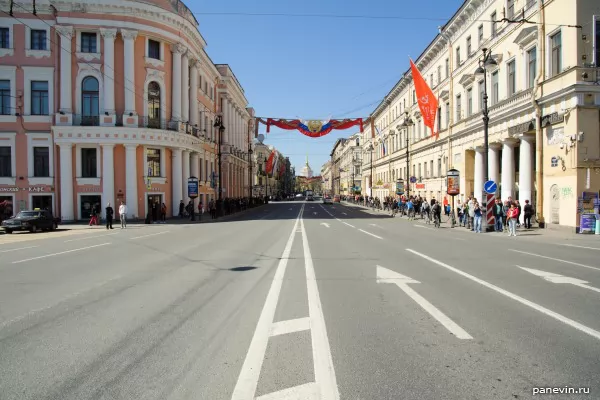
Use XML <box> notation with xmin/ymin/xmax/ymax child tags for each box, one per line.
<box><xmin>0</xmin><ymin>0</ymin><xmax>254</xmax><ymax>221</ymax></box>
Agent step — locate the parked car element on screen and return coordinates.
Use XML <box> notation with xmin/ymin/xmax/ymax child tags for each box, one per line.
<box><xmin>323</xmin><ymin>195</ymin><xmax>333</xmax><ymax>204</ymax></box>
<box><xmin>1</xmin><ymin>209</ymin><xmax>60</xmax><ymax>233</ymax></box>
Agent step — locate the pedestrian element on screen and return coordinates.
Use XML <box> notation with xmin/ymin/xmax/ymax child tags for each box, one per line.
<box><xmin>523</xmin><ymin>200</ymin><xmax>534</xmax><ymax>229</ymax></box>
<box><xmin>506</xmin><ymin>202</ymin><xmax>518</xmax><ymax>237</ymax></box>
<box><xmin>119</xmin><ymin>201</ymin><xmax>127</xmax><ymax>229</ymax></box>
<box><xmin>161</xmin><ymin>202</ymin><xmax>167</xmax><ymax>222</ymax></box>
<box><xmin>105</xmin><ymin>202</ymin><xmax>114</xmax><ymax>230</ymax></box>
<box><xmin>473</xmin><ymin>201</ymin><xmax>482</xmax><ymax>233</ymax></box>
<box><xmin>89</xmin><ymin>203</ymin><xmax>98</xmax><ymax>226</ymax></box>
<box><xmin>179</xmin><ymin>200</ymin><xmax>185</xmax><ymax>218</ymax></box>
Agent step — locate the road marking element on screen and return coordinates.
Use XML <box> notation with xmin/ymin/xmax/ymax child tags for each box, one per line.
<box><xmin>300</xmin><ymin>215</ymin><xmax>340</xmax><ymax>399</ymax></box>
<box><xmin>0</xmin><ymin>245</ymin><xmax>37</xmax><ymax>253</ymax></box>
<box><xmin>231</xmin><ymin>205</ymin><xmax>304</xmax><ymax>399</ymax></box>
<box><xmin>270</xmin><ymin>317</ymin><xmax>311</xmax><ymax>337</ymax></box>
<box><xmin>256</xmin><ymin>383</ymin><xmax>319</xmax><ymax>400</ymax></box>
<box><xmin>341</xmin><ymin>221</ymin><xmax>355</xmax><ymax>228</ymax></box>
<box><xmin>359</xmin><ymin>229</ymin><xmax>383</xmax><ymax>239</ymax></box>
<box><xmin>12</xmin><ymin>243</ymin><xmax>110</xmax><ymax>264</ymax></box>
<box><xmin>320</xmin><ymin>222</ymin><xmax>330</xmax><ymax>228</ymax></box>
<box><xmin>64</xmin><ymin>233</ymin><xmax>119</xmax><ymax>242</ymax></box>
<box><xmin>518</xmin><ymin>266</ymin><xmax>600</xmax><ymax>294</ymax></box>
<box><xmin>509</xmin><ymin>249</ymin><xmax>600</xmax><ymax>272</ymax></box>
<box><xmin>407</xmin><ymin>249</ymin><xmax>600</xmax><ymax>341</ymax></box>
<box><xmin>313</xmin><ymin>212</ymin><xmax>317</xmax><ymax>215</ymax></box>
<box><xmin>130</xmin><ymin>231</ymin><xmax>170</xmax><ymax>240</ymax></box>
<box><xmin>369</xmin><ymin>223</ymin><xmax>381</xmax><ymax>228</ymax></box>
<box><xmin>560</xmin><ymin>243</ymin><xmax>600</xmax><ymax>251</ymax></box>
<box><xmin>414</xmin><ymin>225</ymin><xmax>432</xmax><ymax>230</ymax></box>
<box><xmin>377</xmin><ymin>265</ymin><xmax>472</xmax><ymax>339</ymax></box>
<box><xmin>342</xmin><ymin>212</ymin><xmax>347</xmax><ymax>215</ymax></box>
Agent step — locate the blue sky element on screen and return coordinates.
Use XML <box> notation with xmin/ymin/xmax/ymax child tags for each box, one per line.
<box><xmin>193</xmin><ymin>0</ymin><xmax>463</xmax><ymax>174</ymax></box>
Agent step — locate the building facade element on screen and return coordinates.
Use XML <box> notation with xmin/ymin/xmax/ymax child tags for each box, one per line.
<box><xmin>253</xmin><ymin>142</ymin><xmax>288</xmax><ymax>198</ymax></box>
<box><xmin>0</xmin><ymin>0</ymin><xmax>254</xmax><ymax>221</ymax></box>
<box><xmin>360</xmin><ymin>0</ymin><xmax>600</xmax><ymax>228</ymax></box>
<box><xmin>321</xmin><ymin>161</ymin><xmax>333</xmax><ymax>195</ymax></box>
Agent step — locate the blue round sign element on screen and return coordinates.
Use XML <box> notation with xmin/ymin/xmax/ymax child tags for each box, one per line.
<box><xmin>409</xmin><ymin>176</ymin><xmax>417</xmax><ymax>183</ymax></box>
<box><xmin>484</xmin><ymin>180</ymin><xmax>497</xmax><ymax>194</ymax></box>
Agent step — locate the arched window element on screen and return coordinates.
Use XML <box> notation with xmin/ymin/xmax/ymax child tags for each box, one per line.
<box><xmin>81</xmin><ymin>76</ymin><xmax>99</xmax><ymax>126</ymax></box>
<box><xmin>147</xmin><ymin>82</ymin><xmax>161</xmax><ymax>129</ymax></box>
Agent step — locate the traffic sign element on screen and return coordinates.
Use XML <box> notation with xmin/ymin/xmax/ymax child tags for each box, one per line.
<box><xmin>484</xmin><ymin>180</ymin><xmax>497</xmax><ymax>194</ymax></box>
<box><xmin>409</xmin><ymin>176</ymin><xmax>417</xmax><ymax>183</ymax></box>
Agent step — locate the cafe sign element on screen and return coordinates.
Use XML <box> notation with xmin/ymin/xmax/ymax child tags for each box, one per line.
<box><xmin>0</xmin><ymin>186</ymin><xmax>48</xmax><ymax>192</ymax></box>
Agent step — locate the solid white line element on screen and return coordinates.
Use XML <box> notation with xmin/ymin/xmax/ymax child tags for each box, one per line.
<box><xmin>231</xmin><ymin>205</ymin><xmax>303</xmax><ymax>400</ymax></box>
<box><xmin>12</xmin><ymin>243</ymin><xmax>110</xmax><ymax>264</ymax></box>
<box><xmin>64</xmin><ymin>233</ymin><xmax>119</xmax><ymax>242</ymax></box>
<box><xmin>270</xmin><ymin>317</ymin><xmax>311</xmax><ymax>337</ymax></box>
<box><xmin>560</xmin><ymin>243</ymin><xmax>600</xmax><ymax>251</ymax></box>
<box><xmin>573</xmin><ymin>283</ymin><xmax>600</xmax><ymax>294</ymax></box>
<box><xmin>130</xmin><ymin>231</ymin><xmax>170</xmax><ymax>240</ymax></box>
<box><xmin>341</xmin><ymin>221</ymin><xmax>355</xmax><ymax>228</ymax></box>
<box><xmin>398</xmin><ymin>283</ymin><xmax>473</xmax><ymax>339</ymax></box>
<box><xmin>300</xmin><ymin>217</ymin><xmax>340</xmax><ymax>400</ymax></box>
<box><xmin>0</xmin><ymin>245</ymin><xmax>37</xmax><ymax>253</ymax></box>
<box><xmin>256</xmin><ymin>382</ymin><xmax>319</xmax><ymax>400</ymax></box>
<box><xmin>407</xmin><ymin>249</ymin><xmax>600</xmax><ymax>341</ymax></box>
<box><xmin>510</xmin><ymin>249</ymin><xmax>600</xmax><ymax>272</ymax></box>
<box><xmin>414</xmin><ymin>225</ymin><xmax>432</xmax><ymax>230</ymax></box>
<box><xmin>359</xmin><ymin>229</ymin><xmax>383</xmax><ymax>239</ymax></box>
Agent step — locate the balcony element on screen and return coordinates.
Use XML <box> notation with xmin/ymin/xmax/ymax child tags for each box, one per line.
<box><xmin>73</xmin><ymin>114</ymin><xmax>100</xmax><ymax>126</ymax></box>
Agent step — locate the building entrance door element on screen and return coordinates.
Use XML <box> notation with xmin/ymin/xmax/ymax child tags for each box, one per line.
<box><xmin>31</xmin><ymin>195</ymin><xmax>53</xmax><ymax>212</ymax></box>
<box><xmin>147</xmin><ymin>194</ymin><xmax>162</xmax><ymax>222</ymax></box>
<box><xmin>80</xmin><ymin>195</ymin><xmax>101</xmax><ymax>220</ymax></box>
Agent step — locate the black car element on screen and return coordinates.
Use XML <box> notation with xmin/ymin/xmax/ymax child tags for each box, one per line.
<box><xmin>1</xmin><ymin>210</ymin><xmax>60</xmax><ymax>233</ymax></box>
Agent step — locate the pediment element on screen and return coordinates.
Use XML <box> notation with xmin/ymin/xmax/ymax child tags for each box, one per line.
<box><xmin>459</xmin><ymin>74</ymin><xmax>475</xmax><ymax>87</ymax></box>
<box><xmin>513</xmin><ymin>27</ymin><xmax>537</xmax><ymax>49</ymax></box>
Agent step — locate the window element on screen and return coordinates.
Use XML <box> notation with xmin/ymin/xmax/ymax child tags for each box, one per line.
<box><xmin>467</xmin><ymin>36</ymin><xmax>472</xmax><ymax>55</ymax></box>
<box><xmin>478</xmin><ymin>24</ymin><xmax>484</xmax><ymax>46</ymax></box>
<box><xmin>147</xmin><ymin>82</ymin><xmax>161</xmax><ymax>128</ymax></box>
<box><xmin>437</xmin><ymin>65</ymin><xmax>441</xmax><ymax>83</ymax></box>
<box><xmin>424</xmin><ymin>162</ymin><xmax>428</xmax><ymax>178</ymax></box>
<box><xmin>0</xmin><ymin>80</ymin><xmax>10</xmax><ymax>115</ymax></box>
<box><xmin>456</xmin><ymin>46</ymin><xmax>461</xmax><ymax>67</ymax></box>
<box><xmin>31</xmin><ymin>29</ymin><xmax>46</xmax><ymax>50</ymax></box>
<box><xmin>507</xmin><ymin>60</ymin><xmax>516</xmax><ymax>96</ymax></box>
<box><xmin>81</xmin><ymin>76</ymin><xmax>99</xmax><ymax>126</ymax></box>
<box><xmin>146</xmin><ymin>148</ymin><xmax>161</xmax><ymax>177</ymax></box>
<box><xmin>437</xmin><ymin>106</ymin><xmax>441</xmax><ymax>132</ymax></box>
<box><xmin>491</xmin><ymin>12</ymin><xmax>497</xmax><ymax>37</ymax></box>
<box><xmin>491</xmin><ymin>71</ymin><xmax>499</xmax><ymax>105</ymax></box>
<box><xmin>430</xmin><ymin>160</ymin><xmax>434</xmax><ymax>177</ymax></box>
<box><xmin>438</xmin><ymin>158</ymin><xmax>442</xmax><ymax>177</ymax></box>
<box><xmin>527</xmin><ymin>46</ymin><xmax>537</xmax><ymax>88</ymax></box>
<box><xmin>81</xmin><ymin>148</ymin><xmax>97</xmax><ymax>178</ymax></box>
<box><xmin>148</xmin><ymin>39</ymin><xmax>161</xmax><ymax>60</ymax></box>
<box><xmin>33</xmin><ymin>147</ymin><xmax>49</xmax><ymax>177</ymax></box>
<box><xmin>412</xmin><ymin>90</ymin><xmax>416</xmax><ymax>104</ymax></box>
<box><xmin>478</xmin><ymin>80</ymin><xmax>485</xmax><ymax>110</ymax></box>
<box><xmin>0</xmin><ymin>28</ymin><xmax>9</xmax><ymax>49</ymax></box>
<box><xmin>445</xmin><ymin>58</ymin><xmax>449</xmax><ymax>78</ymax></box>
<box><xmin>445</xmin><ymin>102</ymin><xmax>450</xmax><ymax>127</ymax></box>
<box><xmin>430</xmin><ymin>73</ymin><xmax>434</xmax><ymax>88</ymax></box>
<box><xmin>467</xmin><ymin>88</ymin><xmax>473</xmax><ymax>116</ymax></box>
<box><xmin>31</xmin><ymin>81</ymin><xmax>48</xmax><ymax>115</ymax></box>
<box><xmin>80</xmin><ymin>32</ymin><xmax>97</xmax><ymax>53</ymax></box>
<box><xmin>456</xmin><ymin>94</ymin><xmax>462</xmax><ymax>120</ymax></box>
<box><xmin>0</xmin><ymin>146</ymin><xmax>11</xmax><ymax>177</ymax></box>
<box><xmin>595</xmin><ymin>18</ymin><xmax>600</xmax><ymax>65</ymax></box>
<box><xmin>550</xmin><ymin>31</ymin><xmax>562</xmax><ymax>77</ymax></box>
<box><xmin>418</xmin><ymin>164</ymin><xmax>422</xmax><ymax>179</ymax></box>
<box><xmin>507</xmin><ymin>0</ymin><xmax>515</xmax><ymax>19</ymax></box>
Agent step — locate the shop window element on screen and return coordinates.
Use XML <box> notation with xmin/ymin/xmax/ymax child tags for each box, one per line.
<box><xmin>146</xmin><ymin>148</ymin><xmax>161</xmax><ymax>177</ymax></box>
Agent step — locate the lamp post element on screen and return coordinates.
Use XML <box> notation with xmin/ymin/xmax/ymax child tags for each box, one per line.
<box><xmin>398</xmin><ymin>111</ymin><xmax>414</xmax><ymax>198</ymax></box>
<box><xmin>213</xmin><ymin>116</ymin><xmax>225</xmax><ymax>216</ymax></box>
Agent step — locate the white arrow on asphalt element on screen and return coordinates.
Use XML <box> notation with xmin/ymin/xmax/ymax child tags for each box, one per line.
<box><xmin>376</xmin><ymin>266</ymin><xmax>473</xmax><ymax>339</ymax></box>
<box><xmin>518</xmin><ymin>266</ymin><xmax>600</xmax><ymax>294</ymax></box>
<box><xmin>313</xmin><ymin>212</ymin><xmax>317</xmax><ymax>215</ymax></box>
<box><xmin>369</xmin><ymin>223</ymin><xmax>380</xmax><ymax>228</ymax></box>
<box><xmin>320</xmin><ymin>222</ymin><xmax>330</xmax><ymax>228</ymax></box>
<box><xmin>342</xmin><ymin>212</ymin><xmax>347</xmax><ymax>215</ymax></box>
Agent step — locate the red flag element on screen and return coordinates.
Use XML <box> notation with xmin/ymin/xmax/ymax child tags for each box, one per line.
<box><xmin>409</xmin><ymin>59</ymin><xmax>439</xmax><ymax>139</ymax></box>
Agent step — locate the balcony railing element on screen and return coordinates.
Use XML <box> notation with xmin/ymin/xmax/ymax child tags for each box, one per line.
<box><xmin>73</xmin><ymin>114</ymin><xmax>100</xmax><ymax>126</ymax></box>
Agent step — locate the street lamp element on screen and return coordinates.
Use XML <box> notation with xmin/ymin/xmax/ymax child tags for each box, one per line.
<box><xmin>398</xmin><ymin>111</ymin><xmax>414</xmax><ymax>198</ymax></box>
<box><xmin>213</xmin><ymin>116</ymin><xmax>225</xmax><ymax>216</ymax></box>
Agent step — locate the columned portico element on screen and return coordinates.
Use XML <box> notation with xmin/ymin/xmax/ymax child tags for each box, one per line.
<box><xmin>100</xmin><ymin>28</ymin><xmax>117</xmax><ymax>125</ymax></box>
<box><xmin>121</xmin><ymin>29</ymin><xmax>138</xmax><ymax>120</ymax></box>
<box><xmin>190</xmin><ymin>152</ymin><xmax>200</xmax><ymax>181</ymax></box>
<box><xmin>501</xmin><ymin>139</ymin><xmax>517</xmax><ymax>200</ymax></box>
<box><xmin>488</xmin><ymin>144</ymin><xmax>500</xmax><ymax>193</ymax></box>
<box><xmin>56</xmin><ymin>26</ymin><xmax>73</xmax><ymax>122</ymax></box>
<box><xmin>518</xmin><ymin>135</ymin><xmax>535</xmax><ymax>207</ymax></box>
<box><xmin>171</xmin><ymin>44</ymin><xmax>185</xmax><ymax>122</ymax></box>
<box><xmin>125</xmin><ymin>144</ymin><xmax>138</xmax><ymax>218</ymax></box>
<box><xmin>222</xmin><ymin>97</ymin><xmax>229</xmax><ymax>143</ymax></box>
<box><xmin>474</xmin><ymin>147</ymin><xmax>484</xmax><ymax>203</ymax></box>
<box><xmin>59</xmin><ymin>144</ymin><xmax>74</xmax><ymax>220</ymax></box>
<box><xmin>172</xmin><ymin>148</ymin><xmax>183</xmax><ymax>215</ymax></box>
<box><xmin>102</xmin><ymin>144</ymin><xmax>115</xmax><ymax>216</ymax></box>
<box><xmin>182</xmin><ymin>150</ymin><xmax>191</xmax><ymax>201</ymax></box>
<box><xmin>189</xmin><ymin>60</ymin><xmax>199</xmax><ymax>127</ymax></box>
<box><xmin>181</xmin><ymin>52</ymin><xmax>190</xmax><ymax>123</ymax></box>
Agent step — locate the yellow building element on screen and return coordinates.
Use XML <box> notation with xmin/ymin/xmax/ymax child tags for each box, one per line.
<box><xmin>362</xmin><ymin>0</ymin><xmax>600</xmax><ymax>228</ymax></box>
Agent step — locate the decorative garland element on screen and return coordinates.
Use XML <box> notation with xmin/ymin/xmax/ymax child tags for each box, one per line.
<box><xmin>255</xmin><ymin>117</ymin><xmax>364</xmax><ymax>138</ymax></box>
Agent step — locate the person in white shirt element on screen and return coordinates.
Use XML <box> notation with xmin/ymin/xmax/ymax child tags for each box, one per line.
<box><xmin>119</xmin><ymin>201</ymin><xmax>128</xmax><ymax>229</ymax></box>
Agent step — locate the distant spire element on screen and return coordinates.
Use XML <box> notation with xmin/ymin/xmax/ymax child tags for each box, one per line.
<box><xmin>305</xmin><ymin>154</ymin><xmax>309</xmax><ymax>166</ymax></box>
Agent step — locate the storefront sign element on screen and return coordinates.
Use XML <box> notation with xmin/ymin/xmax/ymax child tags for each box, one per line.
<box><xmin>0</xmin><ymin>187</ymin><xmax>19</xmax><ymax>192</ymax></box>
<box><xmin>79</xmin><ymin>187</ymin><xmax>102</xmax><ymax>192</ymax></box>
<box><xmin>447</xmin><ymin>169</ymin><xmax>460</xmax><ymax>196</ymax></box>
<box><xmin>508</xmin><ymin>119</ymin><xmax>535</xmax><ymax>135</ymax></box>
<box><xmin>0</xmin><ymin>186</ymin><xmax>48</xmax><ymax>192</ymax></box>
<box><xmin>541</xmin><ymin>112</ymin><xmax>564</xmax><ymax>127</ymax></box>
<box><xmin>578</xmin><ymin>213</ymin><xmax>597</xmax><ymax>234</ymax></box>
<box><xmin>415</xmin><ymin>183</ymin><xmax>425</xmax><ymax>189</ymax></box>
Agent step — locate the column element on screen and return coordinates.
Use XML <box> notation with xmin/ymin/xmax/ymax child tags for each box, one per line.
<box><xmin>171</xmin><ymin>43</ymin><xmax>185</xmax><ymax>122</ymax></box>
<box><xmin>125</xmin><ymin>144</ymin><xmax>138</xmax><ymax>218</ymax></box>
<box><xmin>222</xmin><ymin>96</ymin><xmax>229</xmax><ymax>143</ymax></box>
<box><xmin>182</xmin><ymin>150</ymin><xmax>190</xmax><ymax>200</ymax></box>
<box><xmin>474</xmin><ymin>147</ymin><xmax>484</xmax><ymax>203</ymax></box>
<box><xmin>181</xmin><ymin>52</ymin><xmax>189</xmax><ymax>123</ymax></box>
<box><xmin>172</xmin><ymin>148</ymin><xmax>183</xmax><ymax>215</ymax></box>
<box><xmin>189</xmin><ymin>60</ymin><xmax>199</xmax><ymax>127</ymax></box>
<box><xmin>501</xmin><ymin>140</ymin><xmax>516</xmax><ymax>200</ymax></box>
<box><xmin>518</xmin><ymin>135</ymin><xmax>534</xmax><ymax>207</ymax></box>
<box><xmin>100</xmin><ymin>28</ymin><xmax>117</xmax><ymax>120</ymax></box>
<box><xmin>55</xmin><ymin>26</ymin><xmax>73</xmax><ymax>117</ymax></box>
<box><xmin>191</xmin><ymin>152</ymin><xmax>200</xmax><ymax>179</ymax></box>
<box><xmin>488</xmin><ymin>144</ymin><xmax>500</xmax><ymax>194</ymax></box>
<box><xmin>121</xmin><ymin>29</ymin><xmax>138</xmax><ymax>117</ymax></box>
<box><xmin>102</xmin><ymin>144</ymin><xmax>115</xmax><ymax>217</ymax></box>
<box><xmin>199</xmin><ymin>110</ymin><xmax>205</xmax><ymax>138</ymax></box>
<box><xmin>59</xmin><ymin>143</ymin><xmax>74</xmax><ymax>220</ymax></box>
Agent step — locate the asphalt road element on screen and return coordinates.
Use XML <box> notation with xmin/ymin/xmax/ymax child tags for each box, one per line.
<box><xmin>0</xmin><ymin>200</ymin><xmax>598</xmax><ymax>400</ymax></box>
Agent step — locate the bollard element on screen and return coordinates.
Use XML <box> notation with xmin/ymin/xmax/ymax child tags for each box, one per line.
<box><xmin>595</xmin><ymin>219</ymin><xmax>600</xmax><ymax>235</ymax></box>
